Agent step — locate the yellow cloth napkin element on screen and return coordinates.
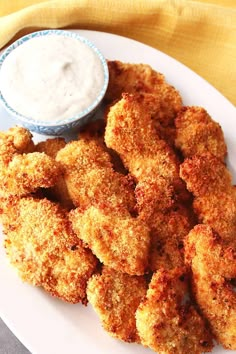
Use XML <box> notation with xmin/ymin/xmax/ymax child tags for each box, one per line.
<box><xmin>0</xmin><ymin>0</ymin><xmax>235</xmax><ymax>105</ymax></box>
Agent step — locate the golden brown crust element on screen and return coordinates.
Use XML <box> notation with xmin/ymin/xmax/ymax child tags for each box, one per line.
<box><xmin>70</xmin><ymin>206</ymin><xmax>150</xmax><ymax>275</ymax></box>
<box><xmin>105</xmin><ymin>61</ymin><xmax>182</xmax><ymax>128</ymax></box>
<box><xmin>0</xmin><ymin>128</ymin><xmax>61</xmax><ymax>198</ymax></box>
<box><xmin>175</xmin><ymin>106</ymin><xmax>227</xmax><ymax>160</ymax></box>
<box><xmin>0</xmin><ymin>151</ymin><xmax>61</xmax><ymax>198</ymax></box>
<box><xmin>36</xmin><ymin>138</ymin><xmax>73</xmax><ymax>209</ymax></box>
<box><xmin>0</xmin><ymin>126</ymin><xmax>35</xmax><ymax>153</ymax></box>
<box><xmin>180</xmin><ymin>152</ymin><xmax>232</xmax><ymax>197</ymax></box>
<box><xmin>193</xmin><ymin>192</ymin><xmax>236</xmax><ymax>245</ymax></box>
<box><xmin>185</xmin><ymin>225</ymin><xmax>236</xmax><ymax>349</ymax></box>
<box><xmin>136</xmin><ymin>267</ymin><xmax>213</xmax><ymax>353</ymax></box>
<box><xmin>2</xmin><ymin>197</ymin><xmax>98</xmax><ymax>303</ymax></box>
<box><xmin>56</xmin><ymin>138</ymin><xmax>136</xmax><ymax>213</ymax></box>
<box><xmin>105</xmin><ymin>61</ymin><xmax>164</xmax><ymax>102</ymax></box>
<box><xmin>87</xmin><ymin>267</ymin><xmax>147</xmax><ymax>342</ymax></box>
<box><xmin>36</xmin><ymin>137</ymin><xmax>66</xmax><ymax>158</ymax></box>
<box><xmin>105</xmin><ymin>93</ymin><xmax>180</xmax><ymax>184</ymax></box>
<box><xmin>180</xmin><ymin>152</ymin><xmax>236</xmax><ymax>246</ymax></box>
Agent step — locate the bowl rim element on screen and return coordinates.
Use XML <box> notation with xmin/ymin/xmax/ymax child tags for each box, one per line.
<box><xmin>0</xmin><ymin>29</ymin><xmax>109</xmax><ymax>127</ymax></box>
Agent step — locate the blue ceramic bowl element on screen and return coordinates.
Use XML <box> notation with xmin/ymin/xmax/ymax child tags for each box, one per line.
<box><xmin>0</xmin><ymin>30</ymin><xmax>109</xmax><ymax>135</ymax></box>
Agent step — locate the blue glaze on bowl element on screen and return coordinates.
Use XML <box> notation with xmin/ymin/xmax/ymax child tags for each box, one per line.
<box><xmin>0</xmin><ymin>30</ymin><xmax>109</xmax><ymax>135</ymax></box>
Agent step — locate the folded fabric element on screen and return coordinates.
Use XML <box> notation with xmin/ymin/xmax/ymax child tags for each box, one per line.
<box><xmin>0</xmin><ymin>0</ymin><xmax>235</xmax><ymax>105</ymax></box>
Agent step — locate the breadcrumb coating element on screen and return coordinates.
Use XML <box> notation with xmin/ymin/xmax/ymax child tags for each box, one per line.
<box><xmin>87</xmin><ymin>267</ymin><xmax>147</xmax><ymax>343</ymax></box>
<box><xmin>56</xmin><ymin>138</ymin><xmax>136</xmax><ymax>213</ymax></box>
<box><xmin>0</xmin><ymin>126</ymin><xmax>34</xmax><ymax>153</ymax></box>
<box><xmin>0</xmin><ymin>151</ymin><xmax>61</xmax><ymax>198</ymax></box>
<box><xmin>36</xmin><ymin>138</ymin><xmax>73</xmax><ymax>209</ymax></box>
<box><xmin>70</xmin><ymin>206</ymin><xmax>150</xmax><ymax>275</ymax></box>
<box><xmin>180</xmin><ymin>153</ymin><xmax>236</xmax><ymax>245</ymax></box>
<box><xmin>175</xmin><ymin>106</ymin><xmax>227</xmax><ymax>160</ymax></box>
<box><xmin>105</xmin><ymin>61</ymin><xmax>182</xmax><ymax>128</ymax></box>
<box><xmin>105</xmin><ymin>93</ymin><xmax>180</xmax><ymax>184</ymax></box>
<box><xmin>193</xmin><ymin>192</ymin><xmax>236</xmax><ymax>245</ymax></box>
<box><xmin>136</xmin><ymin>267</ymin><xmax>213</xmax><ymax>353</ymax></box>
<box><xmin>180</xmin><ymin>152</ymin><xmax>232</xmax><ymax>197</ymax></box>
<box><xmin>185</xmin><ymin>225</ymin><xmax>236</xmax><ymax>349</ymax></box>
<box><xmin>2</xmin><ymin>197</ymin><xmax>97</xmax><ymax>304</ymax></box>
<box><xmin>147</xmin><ymin>209</ymin><xmax>194</xmax><ymax>271</ymax></box>
<box><xmin>0</xmin><ymin>127</ymin><xmax>61</xmax><ymax>198</ymax></box>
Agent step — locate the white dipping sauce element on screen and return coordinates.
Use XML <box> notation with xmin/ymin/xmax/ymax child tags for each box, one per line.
<box><xmin>0</xmin><ymin>35</ymin><xmax>105</xmax><ymax>122</ymax></box>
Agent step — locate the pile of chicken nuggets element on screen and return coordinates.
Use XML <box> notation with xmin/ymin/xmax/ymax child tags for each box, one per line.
<box><xmin>0</xmin><ymin>60</ymin><xmax>235</xmax><ymax>353</ymax></box>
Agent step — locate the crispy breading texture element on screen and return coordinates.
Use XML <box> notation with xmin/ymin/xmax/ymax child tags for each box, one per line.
<box><xmin>87</xmin><ymin>267</ymin><xmax>147</xmax><ymax>343</ymax></box>
<box><xmin>105</xmin><ymin>93</ymin><xmax>180</xmax><ymax>184</ymax></box>
<box><xmin>2</xmin><ymin>197</ymin><xmax>98</xmax><ymax>304</ymax></box>
<box><xmin>70</xmin><ymin>206</ymin><xmax>150</xmax><ymax>275</ymax></box>
<box><xmin>56</xmin><ymin>139</ymin><xmax>135</xmax><ymax>213</ymax></box>
<box><xmin>180</xmin><ymin>152</ymin><xmax>232</xmax><ymax>197</ymax></box>
<box><xmin>0</xmin><ymin>127</ymin><xmax>61</xmax><ymax>198</ymax></box>
<box><xmin>193</xmin><ymin>192</ymin><xmax>236</xmax><ymax>245</ymax></box>
<box><xmin>36</xmin><ymin>138</ymin><xmax>73</xmax><ymax>209</ymax></box>
<box><xmin>0</xmin><ymin>126</ymin><xmax>34</xmax><ymax>153</ymax></box>
<box><xmin>105</xmin><ymin>61</ymin><xmax>182</xmax><ymax>127</ymax></box>
<box><xmin>147</xmin><ymin>209</ymin><xmax>194</xmax><ymax>272</ymax></box>
<box><xmin>36</xmin><ymin>137</ymin><xmax>66</xmax><ymax>158</ymax></box>
<box><xmin>175</xmin><ymin>106</ymin><xmax>227</xmax><ymax>160</ymax></box>
<box><xmin>185</xmin><ymin>225</ymin><xmax>236</xmax><ymax>349</ymax></box>
<box><xmin>136</xmin><ymin>267</ymin><xmax>214</xmax><ymax>354</ymax></box>
<box><xmin>0</xmin><ymin>151</ymin><xmax>61</xmax><ymax>198</ymax></box>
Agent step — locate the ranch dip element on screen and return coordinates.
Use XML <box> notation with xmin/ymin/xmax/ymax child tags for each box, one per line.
<box><xmin>0</xmin><ymin>34</ymin><xmax>105</xmax><ymax>122</ymax></box>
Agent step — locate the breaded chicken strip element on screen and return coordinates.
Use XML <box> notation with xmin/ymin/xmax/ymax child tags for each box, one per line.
<box><xmin>36</xmin><ymin>138</ymin><xmax>73</xmax><ymax>209</ymax></box>
<box><xmin>185</xmin><ymin>225</ymin><xmax>236</xmax><ymax>349</ymax></box>
<box><xmin>105</xmin><ymin>93</ymin><xmax>180</xmax><ymax>184</ymax></box>
<box><xmin>180</xmin><ymin>153</ymin><xmax>236</xmax><ymax>245</ymax></box>
<box><xmin>193</xmin><ymin>192</ymin><xmax>236</xmax><ymax>244</ymax></box>
<box><xmin>79</xmin><ymin>120</ymin><xmax>127</xmax><ymax>175</ymax></box>
<box><xmin>87</xmin><ymin>267</ymin><xmax>147</xmax><ymax>343</ymax></box>
<box><xmin>70</xmin><ymin>206</ymin><xmax>150</xmax><ymax>275</ymax></box>
<box><xmin>1</xmin><ymin>197</ymin><xmax>97</xmax><ymax>304</ymax></box>
<box><xmin>105</xmin><ymin>93</ymin><xmax>193</xmax><ymax>271</ymax></box>
<box><xmin>175</xmin><ymin>106</ymin><xmax>227</xmax><ymax>160</ymax></box>
<box><xmin>56</xmin><ymin>138</ymin><xmax>135</xmax><ymax>213</ymax></box>
<box><xmin>135</xmin><ymin>177</ymin><xmax>194</xmax><ymax>270</ymax></box>
<box><xmin>105</xmin><ymin>61</ymin><xmax>182</xmax><ymax>128</ymax></box>
<box><xmin>136</xmin><ymin>267</ymin><xmax>213</xmax><ymax>354</ymax></box>
<box><xmin>0</xmin><ymin>127</ymin><xmax>61</xmax><ymax>198</ymax></box>
<box><xmin>180</xmin><ymin>152</ymin><xmax>232</xmax><ymax>197</ymax></box>
<box><xmin>147</xmin><ymin>210</ymin><xmax>194</xmax><ymax>271</ymax></box>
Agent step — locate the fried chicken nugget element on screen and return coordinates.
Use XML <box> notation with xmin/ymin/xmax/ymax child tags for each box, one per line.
<box><xmin>0</xmin><ymin>126</ymin><xmax>34</xmax><ymax>153</ymax></box>
<box><xmin>193</xmin><ymin>192</ymin><xmax>236</xmax><ymax>245</ymax></box>
<box><xmin>180</xmin><ymin>153</ymin><xmax>236</xmax><ymax>245</ymax></box>
<box><xmin>185</xmin><ymin>225</ymin><xmax>236</xmax><ymax>349</ymax></box>
<box><xmin>56</xmin><ymin>138</ymin><xmax>136</xmax><ymax>213</ymax></box>
<box><xmin>105</xmin><ymin>93</ymin><xmax>180</xmax><ymax>184</ymax></box>
<box><xmin>136</xmin><ymin>267</ymin><xmax>213</xmax><ymax>354</ymax></box>
<box><xmin>36</xmin><ymin>138</ymin><xmax>73</xmax><ymax>209</ymax></box>
<box><xmin>79</xmin><ymin>120</ymin><xmax>127</xmax><ymax>175</ymax></box>
<box><xmin>180</xmin><ymin>152</ymin><xmax>232</xmax><ymax>197</ymax></box>
<box><xmin>135</xmin><ymin>178</ymin><xmax>194</xmax><ymax>270</ymax></box>
<box><xmin>70</xmin><ymin>206</ymin><xmax>150</xmax><ymax>275</ymax></box>
<box><xmin>105</xmin><ymin>61</ymin><xmax>182</xmax><ymax>127</ymax></box>
<box><xmin>0</xmin><ymin>127</ymin><xmax>61</xmax><ymax>198</ymax></box>
<box><xmin>2</xmin><ymin>196</ymin><xmax>98</xmax><ymax>304</ymax></box>
<box><xmin>87</xmin><ymin>267</ymin><xmax>147</xmax><ymax>343</ymax></box>
<box><xmin>147</xmin><ymin>210</ymin><xmax>194</xmax><ymax>272</ymax></box>
<box><xmin>175</xmin><ymin>106</ymin><xmax>227</xmax><ymax>160</ymax></box>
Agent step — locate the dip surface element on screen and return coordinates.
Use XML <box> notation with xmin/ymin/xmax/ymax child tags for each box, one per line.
<box><xmin>0</xmin><ymin>34</ymin><xmax>105</xmax><ymax>122</ymax></box>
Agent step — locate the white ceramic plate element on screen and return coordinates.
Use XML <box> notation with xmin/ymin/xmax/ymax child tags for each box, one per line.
<box><xmin>0</xmin><ymin>30</ymin><xmax>235</xmax><ymax>354</ymax></box>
